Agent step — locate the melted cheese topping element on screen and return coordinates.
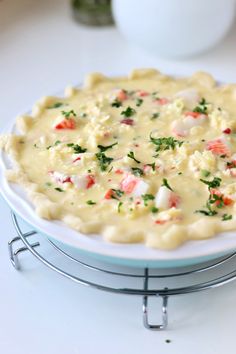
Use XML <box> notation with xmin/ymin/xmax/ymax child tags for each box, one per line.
<box><xmin>2</xmin><ymin>68</ymin><xmax>236</xmax><ymax>249</ymax></box>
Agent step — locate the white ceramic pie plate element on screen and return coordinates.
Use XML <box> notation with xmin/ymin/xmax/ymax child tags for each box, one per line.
<box><xmin>1</xmin><ymin>103</ymin><xmax>236</xmax><ymax>268</ymax></box>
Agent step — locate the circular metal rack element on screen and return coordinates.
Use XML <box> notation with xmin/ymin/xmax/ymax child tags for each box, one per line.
<box><xmin>8</xmin><ymin>211</ymin><xmax>236</xmax><ymax>330</ymax></box>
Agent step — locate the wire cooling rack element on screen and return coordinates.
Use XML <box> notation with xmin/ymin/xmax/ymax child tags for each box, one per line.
<box><xmin>8</xmin><ymin>211</ymin><xmax>236</xmax><ymax>330</ymax></box>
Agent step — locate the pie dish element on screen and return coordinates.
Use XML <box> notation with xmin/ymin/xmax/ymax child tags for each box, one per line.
<box><xmin>1</xmin><ymin>68</ymin><xmax>236</xmax><ymax>266</ymax></box>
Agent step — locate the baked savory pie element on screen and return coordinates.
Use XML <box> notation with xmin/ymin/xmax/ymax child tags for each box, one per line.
<box><xmin>1</xmin><ymin>68</ymin><xmax>236</xmax><ymax>249</ymax></box>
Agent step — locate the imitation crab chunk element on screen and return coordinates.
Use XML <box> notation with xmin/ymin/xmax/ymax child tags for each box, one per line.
<box><xmin>71</xmin><ymin>174</ymin><xmax>95</xmax><ymax>189</ymax></box>
<box><xmin>120</xmin><ymin>174</ymin><xmax>149</xmax><ymax>197</ymax></box>
<box><xmin>155</xmin><ymin>186</ymin><xmax>180</xmax><ymax>209</ymax></box>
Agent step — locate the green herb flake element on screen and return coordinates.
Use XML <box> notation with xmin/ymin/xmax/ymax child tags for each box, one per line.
<box><xmin>118</xmin><ymin>201</ymin><xmax>123</xmax><ymax>213</ymax></box>
<box><xmin>33</xmin><ymin>143</ymin><xmax>39</xmax><ymax>148</ymax></box>
<box><xmin>111</xmin><ymin>99</ymin><xmax>122</xmax><ymax>108</ymax></box>
<box><xmin>195</xmin><ymin>201</ymin><xmax>218</xmax><ymax>216</ymax></box>
<box><xmin>111</xmin><ymin>189</ymin><xmax>124</xmax><ymax>199</ymax></box>
<box><xmin>151</xmin><ymin>113</ymin><xmax>160</xmax><ymax>120</ymax></box>
<box><xmin>67</xmin><ymin>143</ymin><xmax>87</xmax><ymax>154</ymax></box>
<box><xmin>142</xmin><ymin>194</ymin><xmax>155</xmax><ymax>206</ymax></box>
<box><xmin>80</xmin><ymin>112</ymin><xmax>87</xmax><ymax>118</ymax></box>
<box><xmin>97</xmin><ymin>142</ymin><xmax>118</xmax><ymax>152</ymax></box>
<box><xmin>178</xmin><ymin>172</ymin><xmax>182</xmax><ymax>175</ymax></box>
<box><xmin>47</xmin><ymin>140</ymin><xmax>61</xmax><ymax>150</ymax></box>
<box><xmin>121</xmin><ymin>106</ymin><xmax>136</xmax><ymax>117</ymax></box>
<box><xmin>47</xmin><ymin>102</ymin><xmax>65</xmax><ymax>109</ymax></box>
<box><xmin>151</xmin><ymin>206</ymin><xmax>159</xmax><ymax>213</ymax></box>
<box><xmin>209</xmin><ymin>193</ymin><xmax>224</xmax><ymax>209</ymax></box>
<box><xmin>131</xmin><ymin>167</ymin><xmax>144</xmax><ymax>176</ymax></box>
<box><xmin>136</xmin><ymin>98</ymin><xmax>143</xmax><ymax>107</ymax></box>
<box><xmin>200</xmin><ymin>177</ymin><xmax>221</xmax><ymax>190</ymax></box>
<box><xmin>193</xmin><ymin>98</ymin><xmax>208</xmax><ymax>114</ymax></box>
<box><xmin>127</xmin><ymin>151</ymin><xmax>141</xmax><ymax>164</ymax></box>
<box><xmin>95</xmin><ymin>152</ymin><xmax>113</xmax><ymax>171</ymax></box>
<box><xmin>162</xmin><ymin>178</ymin><xmax>173</xmax><ymax>191</ymax></box>
<box><xmin>222</xmin><ymin>214</ymin><xmax>232</xmax><ymax>221</ymax></box>
<box><xmin>61</xmin><ymin>110</ymin><xmax>76</xmax><ymax>118</ymax></box>
<box><xmin>45</xmin><ymin>182</ymin><xmax>52</xmax><ymax>187</ymax></box>
<box><xmin>54</xmin><ymin>187</ymin><xmax>64</xmax><ymax>192</ymax></box>
<box><xmin>201</xmin><ymin>169</ymin><xmax>211</xmax><ymax>178</ymax></box>
<box><xmin>146</xmin><ymin>162</ymin><xmax>156</xmax><ymax>171</ymax></box>
<box><xmin>86</xmin><ymin>200</ymin><xmax>96</xmax><ymax>205</ymax></box>
<box><xmin>150</xmin><ymin>134</ymin><xmax>184</xmax><ymax>152</ymax></box>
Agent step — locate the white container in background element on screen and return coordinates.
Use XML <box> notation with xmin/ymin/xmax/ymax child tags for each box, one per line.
<box><xmin>112</xmin><ymin>0</ymin><xmax>236</xmax><ymax>58</ymax></box>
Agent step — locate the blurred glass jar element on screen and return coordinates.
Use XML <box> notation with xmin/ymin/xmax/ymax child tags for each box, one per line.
<box><xmin>72</xmin><ymin>0</ymin><xmax>114</xmax><ymax>26</ymax></box>
<box><xmin>112</xmin><ymin>0</ymin><xmax>236</xmax><ymax>58</ymax></box>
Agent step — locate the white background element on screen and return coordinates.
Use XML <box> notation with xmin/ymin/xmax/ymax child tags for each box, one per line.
<box><xmin>1</xmin><ymin>1</ymin><xmax>236</xmax><ymax>353</ymax></box>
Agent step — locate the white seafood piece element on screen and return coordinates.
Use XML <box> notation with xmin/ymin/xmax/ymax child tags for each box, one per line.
<box><xmin>49</xmin><ymin>171</ymin><xmax>70</xmax><ymax>184</ymax></box>
<box><xmin>39</xmin><ymin>135</ymin><xmax>47</xmax><ymax>145</ymax></box>
<box><xmin>155</xmin><ymin>186</ymin><xmax>172</xmax><ymax>209</ymax></box>
<box><xmin>120</xmin><ymin>174</ymin><xmax>149</xmax><ymax>197</ymax></box>
<box><xmin>155</xmin><ymin>186</ymin><xmax>180</xmax><ymax>209</ymax></box>
<box><xmin>70</xmin><ymin>175</ymin><xmax>88</xmax><ymax>189</ymax></box>
<box><xmin>171</xmin><ymin>115</ymin><xmax>206</xmax><ymax>137</ymax></box>
<box><xmin>175</xmin><ymin>89</ymin><xmax>199</xmax><ymax>108</ymax></box>
<box><xmin>132</xmin><ymin>180</ymin><xmax>149</xmax><ymax>197</ymax></box>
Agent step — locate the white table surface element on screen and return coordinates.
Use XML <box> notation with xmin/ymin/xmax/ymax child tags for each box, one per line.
<box><xmin>1</xmin><ymin>1</ymin><xmax>236</xmax><ymax>353</ymax></box>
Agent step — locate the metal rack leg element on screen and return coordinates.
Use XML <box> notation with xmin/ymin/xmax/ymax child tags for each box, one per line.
<box><xmin>142</xmin><ymin>268</ymin><xmax>169</xmax><ymax>330</ymax></box>
<box><xmin>8</xmin><ymin>231</ymin><xmax>39</xmax><ymax>270</ymax></box>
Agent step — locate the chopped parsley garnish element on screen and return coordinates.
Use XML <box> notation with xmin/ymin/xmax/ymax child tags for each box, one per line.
<box><xmin>86</xmin><ymin>200</ymin><xmax>96</xmax><ymax>205</ymax></box>
<box><xmin>220</xmin><ymin>154</ymin><xmax>227</xmax><ymax>159</ymax></box>
<box><xmin>45</xmin><ymin>182</ymin><xmax>52</xmax><ymax>187</ymax></box>
<box><xmin>47</xmin><ymin>102</ymin><xmax>65</xmax><ymax>109</ymax></box>
<box><xmin>151</xmin><ymin>91</ymin><xmax>158</xmax><ymax>98</ymax></box>
<box><xmin>111</xmin><ymin>189</ymin><xmax>124</xmax><ymax>199</ymax></box>
<box><xmin>136</xmin><ymin>98</ymin><xmax>143</xmax><ymax>107</ymax></box>
<box><xmin>151</xmin><ymin>206</ymin><xmax>159</xmax><ymax>213</ymax></box>
<box><xmin>118</xmin><ymin>201</ymin><xmax>123</xmax><ymax>213</ymax></box>
<box><xmin>47</xmin><ymin>140</ymin><xmax>61</xmax><ymax>150</ymax></box>
<box><xmin>209</xmin><ymin>193</ymin><xmax>224</xmax><ymax>209</ymax></box>
<box><xmin>201</xmin><ymin>169</ymin><xmax>211</xmax><ymax>178</ymax></box>
<box><xmin>97</xmin><ymin>142</ymin><xmax>118</xmax><ymax>152</ymax></box>
<box><xmin>151</xmin><ymin>112</ymin><xmax>160</xmax><ymax>120</ymax></box>
<box><xmin>150</xmin><ymin>134</ymin><xmax>184</xmax><ymax>152</ymax></box>
<box><xmin>162</xmin><ymin>178</ymin><xmax>173</xmax><ymax>191</ymax></box>
<box><xmin>95</xmin><ymin>152</ymin><xmax>113</xmax><ymax>171</ymax></box>
<box><xmin>127</xmin><ymin>151</ymin><xmax>140</xmax><ymax>164</ymax></box>
<box><xmin>146</xmin><ymin>162</ymin><xmax>155</xmax><ymax>171</ymax></box>
<box><xmin>80</xmin><ymin>112</ymin><xmax>87</xmax><ymax>118</ymax></box>
<box><xmin>67</xmin><ymin>143</ymin><xmax>87</xmax><ymax>154</ymax></box>
<box><xmin>54</xmin><ymin>187</ymin><xmax>64</xmax><ymax>192</ymax></box>
<box><xmin>178</xmin><ymin>172</ymin><xmax>182</xmax><ymax>175</ymax></box>
<box><xmin>195</xmin><ymin>201</ymin><xmax>218</xmax><ymax>216</ymax></box>
<box><xmin>199</xmin><ymin>177</ymin><xmax>221</xmax><ymax>190</ymax></box>
<box><xmin>227</xmin><ymin>161</ymin><xmax>236</xmax><ymax>169</ymax></box>
<box><xmin>121</xmin><ymin>106</ymin><xmax>136</xmax><ymax>117</ymax></box>
<box><xmin>193</xmin><ymin>98</ymin><xmax>208</xmax><ymax>114</ymax></box>
<box><xmin>131</xmin><ymin>167</ymin><xmax>144</xmax><ymax>176</ymax></box>
<box><xmin>142</xmin><ymin>194</ymin><xmax>155</xmax><ymax>206</ymax></box>
<box><xmin>33</xmin><ymin>143</ymin><xmax>39</xmax><ymax>148</ymax></box>
<box><xmin>222</xmin><ymin>214</ymin><xmax>232</xmax><ymax>221</ymax></box>
<box><xmin>111</xmin><ymin>99</ymin><xmax>122</xmax><ymax>108</ymax></box>
<box><xmin>62</xmin><ymin>110</ymin><xmax>76</xmax><ymax>118</ymax></box>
